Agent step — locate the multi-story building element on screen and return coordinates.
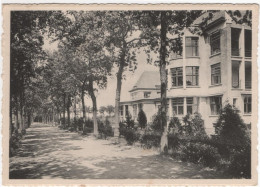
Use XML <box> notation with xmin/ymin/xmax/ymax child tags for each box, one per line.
<box><xmin>120</xmin><ymin>11</ymin><xmax>252</xmax><ymax>134</ymax></box>
<box><xmin>119</xmin><ymin>71</ymin><xmax>161</xmax><ymax>122</ymax></box>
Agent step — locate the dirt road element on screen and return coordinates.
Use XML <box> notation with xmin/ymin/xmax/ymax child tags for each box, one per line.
<box><xmin>9</xmin><ymin>123</ymin><xmax>226</xmax><ymax>179</ymax></box>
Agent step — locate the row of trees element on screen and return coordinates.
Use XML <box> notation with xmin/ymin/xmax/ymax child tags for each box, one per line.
<box><xmin>10</xmin><ymin>10</ymin><xmax>251</xmax><ymax>152</ymax></box>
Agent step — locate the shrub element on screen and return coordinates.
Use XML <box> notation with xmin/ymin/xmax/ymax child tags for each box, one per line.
<box><xmin>140</xmin><ymin>130</ymin><xmax>161</xmax><ymax>149</ymax></box>
<box><xmin>176</xmin><ymin>141</ymin><xmax>221</xmax><ymax>168</ymax></box>
<box><xmin>125</xmin><ymin>114</ymin><xmax>135</xmax><ymax>128</ymax></box>
<box><xmin>98</xmin><ymin>119</ymin><xmax>114</xmax><ymax>139</ymax></box>
<box><xmin>168</xmin><ymin>117</ymin><xmax>182</xmax><ymax>135</ymax></box>
<box><xmin>123</xmin><ymin>128</ymin><xmax>140</xmax><ymax>145</ymax></box>
<box><xmin>119</xmin><ymin>121</ymin><xmax>127</xmax><ymax>137</ymax></box>
<box><xmin>150</xmin><ymin>111</ymin><xmax>165</xmax><ymax>134</ymax></box>
<box><xmin>137</xmin><ymin>110</ymin><xmax>147</xmax><ymax>129</ymax></box>
<box><xmin>182</xmin><ymin>112</ymin><xmax>207</xmax><ymax>138</ymax></box>
<box><xmin>227</xmin><ymin>145</ymin><xmax>251</xmax><ymax>178</ymax></box>
<box><xmin>214</xmin><ymin>104</ymin><xmax>251</xmax><ymax>178</ymax></box>
<box><xmin>214</xmin><ymin>104</ymin><xmax>250</xmax><ymax>146</ymax></box>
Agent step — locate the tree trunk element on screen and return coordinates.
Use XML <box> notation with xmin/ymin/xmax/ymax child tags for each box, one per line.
<box><xmin>88</xmin><ymin>79</ymin><xmax>98</xmax><ymax>136</ymax></box>
<box><xmin>52</xmin><ymin>108</ymin><xmax>55</xmax><ymax>125</ymax></box>
<box><xmin>10</xmin><ymin>104</ymin><xmax>13</xmax><ymax>139</ymax></box>
<box><xmin>59</xmin><ymin>113</ymin><xmax>62</xmax><ymax>126</ymax></box>
<box><xmin>114</xmin><ymin>43</ymin><xmax>126</xmax><ymax>137</ymax></box>
<box><xmin>15</xmin><ymin>108</ymin><xmax>19</xmax><ymax>131</ymax></box>
<box><xmin>81</xmin><ymin>89</ymin><xmax>87</xmax><ymax>131</ymax></box>
<box><xmin>63</xmin><ymin>93</ymin><xmax>66</xmax><ymax>127</ymax></box>
<box><xmin>74</xmin><ymin>96</ymin><xmax>77</xmax><ymax>119</ymax></box>
<box><xmin>27</xmin><ymin>113</ymin><xmax>31</xmax><ymax>128</ymax></box>
<box><xmin>67</xmin><ymin>95</ymin><xmax>71</xmax><ymax>127</ymax></box>
<box><xmin>19</xmin><ymin>107</ymin><xmax>24</xmax><ymax>133</ymax></box>
<box><xmin>159</xmin><ymin>11</ymin><xmax>168</xmax><ymax>153</ymax></box>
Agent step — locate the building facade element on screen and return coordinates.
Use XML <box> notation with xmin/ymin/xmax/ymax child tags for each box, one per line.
<box><xmin>120</xmin><ymin>11</ymin><xmax>252</xmax><ymax>134</ymax></box>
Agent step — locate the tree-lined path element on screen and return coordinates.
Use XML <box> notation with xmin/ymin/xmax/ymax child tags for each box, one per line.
<box><xmin>9</xmin><ymin>123</ymin><xmax>227</xmax><ymax>179</ymax></box>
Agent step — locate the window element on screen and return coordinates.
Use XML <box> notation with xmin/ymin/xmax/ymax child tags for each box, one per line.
<box><xmin>144</xmin><ymin>92</ymin><xmax>151</xmax><ymax>98</ymax></box>
<box><xmin>210</xmin><ymin>31</ymin><xmax>221</xmax><ymax>55</ymax></box>
<box><xmin>120</xmin><ymin>106</ymin><xmax>124</xmax><ymax>116</ymax></box>
<box><xmin>133</xmin><ymin>104</ymin><xmax>137</xmax><ymax>116</ymax></box>
<box><xmin>138</xmin><ymin>103</ymin><xmax>143</xmax><ymax>112</ymax></box>
<box><xmin>232</xmin><ymin>61</ymin><xmax>240</xmax><ymax>88</ymax></box>
<box><xmin>245</xmin><ymin>61</ymin><xmax>252</xmax><ymax>89</ymax></box>
<box><xmin>171</xmin><ymin>67</ymin><xmax>183</xmax><ymax>87</ymax></box>
<box><xmin>210</xmin><ymin>96</ymin><xmax>222</xmax><ymax>115</ymax></box>
<box><xmin>186</xmin><ymin>66</ymin><xmax>199</xmax><ymax>86</ymax></box>
<box><xmin>172</xmin><ymin>98</ymin><xmax>184</xmax><ymax>115</ymax></box>
<box><xmin>157</xmin><ymin>105</ymin><xmax>161</xmax><ymax>112</ymax></box>
<box><xmin>233</xmin><ymin>98</ymin><xmax>237</xmax><ymax>107</ymax></box>
<box><xmin>125</xmin><ymin>105</ymin><xmax>129</xmax><ymax>116</ymax></box>
<box><xmin>186</xmin><ymin>37</ymin><xmax>199</xmax><ymax>57</ymax></box>
<box><xmin>187</xmin><ymin>97</ymin><xmax>199</xmax><ymax>114</ymax></box>
<box><xmin>244</xmin><ymin>95</ymin><xmax>251</xmax><ymax>114</ymax></box>
<box><xmin>211</xmin><ymin>63</ymin><xmax>221</xmax><ymax>85</ymax></box>
<box><xmin>131</xmin><ymin>92</ymin><xmax>137</xmax><ymax>100</ymax></box>
<box><xmin>231</xmin><ymin>28</ymin><xmax>241</xmax><ymax>56</ymax></box>
<box><xmin>244</xmin><ymin>30</ymin><xmax>252</xmax><ymax>57</ymax></box>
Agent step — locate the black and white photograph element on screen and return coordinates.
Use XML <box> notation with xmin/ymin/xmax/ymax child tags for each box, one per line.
<box><xmin>2</xmin><ymin>3</ymin><xmax>258</xmax><ymax>186</ymax></box>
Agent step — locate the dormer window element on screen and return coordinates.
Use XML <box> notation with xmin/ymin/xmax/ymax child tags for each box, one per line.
<box><xmin>185</xmin><ymin>37</ymin><xmax>199</xmax><ymax>57</ymax></box>
<box><xmin>144</xmin><ymin>92</ymin><xmax>151</xmax><ymax>98</ymax></box>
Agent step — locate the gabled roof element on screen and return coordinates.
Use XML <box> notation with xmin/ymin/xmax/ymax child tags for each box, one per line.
<box><xmin>129</xmin><ymin>71</ymin><xmax>160</xmax><ymax>92</ymax></box>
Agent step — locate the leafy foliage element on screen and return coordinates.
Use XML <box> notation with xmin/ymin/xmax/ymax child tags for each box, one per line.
<box><xmin>137</xmin><ymin>110</ymin><xmax>147</xmax><ymax>129</ymax></box>
<box><xmin>182</xmin><ymin>113</ymin><xmax>207</xmax><ymax>138</ymax></box>
<box><xmin>214</xmin><ymin>104</ymin><xmax>251</xmax><ymax>178</ymax></box>
<box><xmin>98</xmin><ymin>119</ymin><xmax>114</xmax><ymax>139</ymax></box>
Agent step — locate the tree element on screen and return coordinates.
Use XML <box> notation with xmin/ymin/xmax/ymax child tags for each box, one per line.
<box><xmin>138</xmin><ymin>11</ymin><xmax>203</xmax><ymax>152</ymax></box>
<box><xmin>99</xmin><ymin>106</ymin><xmax>106</xmax><ymax>116</ymax></box>
<box><xmin>10</xmin><ymin>11</ymin><xmax>49</xmax><ymax>136</ymax></box>
<box><xmin>106</xmin><ymin>105</ymin><xmax>115</xmax><ymax>116</ymax></box>
<box><xmin>137</xmin><ymin>109</ymin><xmax>147</xmax><ymax>129</ymax></box>
<box><xmin>104</xmin><ymin>11</ymin><xmax>143</xmax><ymax>136</ymax></box>
<box><xmin>214</xmin><ymin>104</ymin><xmax>250</xmax><ymax>146</ymax></box>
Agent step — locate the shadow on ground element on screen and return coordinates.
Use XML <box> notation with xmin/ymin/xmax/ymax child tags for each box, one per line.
<box><xmin>9</xmin><ymin>123</ymin><xmax>228</xmax><ymax>179</ymax></box>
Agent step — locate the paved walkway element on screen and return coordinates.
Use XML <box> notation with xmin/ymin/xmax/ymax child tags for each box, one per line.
<box><xmin>9</xmin><ymin>123</ymin><xmax>226</xmax><ymax>179</ymax></box>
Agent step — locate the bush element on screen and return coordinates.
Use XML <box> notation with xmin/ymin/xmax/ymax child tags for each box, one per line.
<box><xmin>214</xmin><ymin>104</ymin><xmax>250</xmax><ymax>146</ymax></box>
<box><xmin>119</xmin><ymin>121</ymin><xmax>127</xmax><ymax>137</ymax></box>
<box><xmin>98</xmin><ymin>119</ymin><xmax>114</xmax><ymax>139</ymax></box>
<box><xmin>140</xmin><ymin>130</ymin><xmax>161</xmax><ymax>149</ymax></box>
<box><xmin>150</xmin><ymin>111</ymin><xmax>165</xmax><ymax>134</ymax></box>
<box><xmin>123</xmin><ymin>128</ymin><xmax>140</xmax><ymax>145</ymax></box>
<box><xmin>125</xmin><ymin>114</ymin><xmax>135</xmax><ymax>128</ymax></box>
<box><xmin>227</xmin><ymin>145</ymin><xmax>251</xmax><ymax>178</ymax></box>
<box><xmin>213</xmin><ymin>104</ymin><xmax>251</xmax><ymax>178</ymax></box>
<box><xmin>137</xmin><ymin>109</ymin><xmax>147</xmax><ymax>129</ymax></box>
<box><xmin>84</xmin><ymin>119</ymin><xmax>94</xmax><ymax>134</ymax></box>
<box><xmin>168</xmin><ymin>117</ymin><xmax>182</xmax><ymax>135</ymax></box>
<box><xmin>176</xmin><ymin>141</ymin><xmax>221</xmax><ymax>168</ymax></box>
<box><xmin>182</xmin><ymin>112</ymin><xmax>207</xmax><ymax>138</ymax></box>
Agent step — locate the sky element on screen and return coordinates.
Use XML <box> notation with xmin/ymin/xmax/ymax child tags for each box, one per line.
<box><xmin>92</xmin><ymin>51</ymin><xmax>158</xmax><ymax>107</ymax></box>
<box><xmin>42</xmin><ymin>37</ymin><xmax>159</xmax><ymax>108</ymax></box>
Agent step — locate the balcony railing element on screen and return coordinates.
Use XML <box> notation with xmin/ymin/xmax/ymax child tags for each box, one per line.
<box><xmin>245</xmin><ymin>50</ymin><xmax>252</xmax><ymax>58</ymax></box>
<box><xmin>245</xmin><ymin>80</ymin><xmax>252</xmax><ymax>89</ymax></box>
<box><xmin>231</xmin><ymin>48</ymin><xmax>240</xmax><ymax>57</ymax></box>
